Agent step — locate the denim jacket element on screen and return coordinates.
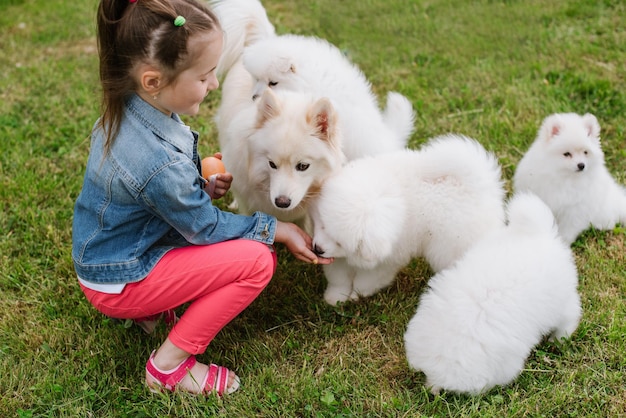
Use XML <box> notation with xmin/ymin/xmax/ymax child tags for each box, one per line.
<box><xmin>72</xmin><ymin>94</ymin><xmax>276</xmax><ymax>284</ymax></box>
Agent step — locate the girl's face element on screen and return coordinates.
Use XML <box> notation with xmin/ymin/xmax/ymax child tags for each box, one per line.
<box><xmin>154</xmin><ymin>29</ymin><xmax>223</xmax><ymax>116</ymax></box>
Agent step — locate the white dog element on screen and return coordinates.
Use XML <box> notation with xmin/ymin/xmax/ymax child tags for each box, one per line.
<box><xmin>216</xmin><ymin>62</ymin><xmax>345</xmax><ymax>224</ymax></box>
<box><xmin>211</xmin><ymin>0</ymin><xmax>275</xmax><ymax>78</ymax></box>
<box><xmin>240</xmin><ymin>35</ymin><xmax>415</xmax><ymax>158</ymax></box>
<box><xmin>513</xmin><ymin>112</ymin><xmax>626</xmax><ymax>245</ymax></box>
<box><xmin>404</xmin><ymin>192</ymin><xmax>582</xmax><ymax>395</ymax></box>
<box><xmin>210</xmin><ymin>0</ymin><xmax>414</xmax><ymax>225</ymax></box>
<box><xmin>310</xmin><ymin>134</ymin><xmax>506</xmax><ymax>305</ymax></box>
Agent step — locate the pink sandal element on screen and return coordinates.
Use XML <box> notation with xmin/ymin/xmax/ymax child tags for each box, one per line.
<box><xmin>145</xmin><ymin>350</ymin><xmax>240</xmax><ymax>396</ymax></box>
<box><xmin>134</xmin><ymin>309</ymin><xmax>179</xmax><ymax>334</ymax></box>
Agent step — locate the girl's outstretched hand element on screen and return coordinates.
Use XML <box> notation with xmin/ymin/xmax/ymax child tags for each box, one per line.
<box><xmin>274</xmin><ymin>221</ymin><xmax>333</xmax><ymax>265</ymax></box>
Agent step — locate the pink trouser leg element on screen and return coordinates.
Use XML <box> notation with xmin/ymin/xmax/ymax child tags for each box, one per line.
<box><xmin>80</xmin><ymin>239</ymin><xmax>276</xmax><ymax>354</ymax></box>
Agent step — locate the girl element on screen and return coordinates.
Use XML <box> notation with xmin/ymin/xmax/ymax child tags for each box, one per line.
<box><xmin>72</xmin><ymin>0</ymin><xmax>331</xmax><ymax>396</ymax></box>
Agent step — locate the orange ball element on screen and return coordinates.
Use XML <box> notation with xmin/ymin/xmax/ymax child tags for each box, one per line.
<box><xmin>201</xmin><ymin>156</ymin><xmax>226</xmax><ymax>179</ymax></box>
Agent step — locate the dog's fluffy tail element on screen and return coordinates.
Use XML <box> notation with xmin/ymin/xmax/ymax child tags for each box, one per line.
<box><xmin>506</xmin><ymin>192</ymin><xmax>557</xmax><ymax>235</ymax></box>
<box><xmin>210</xmin><ymin>0</ymin><xmax>275</xmax><ymax>77</ymax></box>
<box><xmin>420</xmin><ymin>134</ymin><xmax>503</xmax><ymax>188</ymax></box>
<box><xmin>382</xmin><ymin>92</ymin><xmax>415</xmax><ymax>148</ymax></box>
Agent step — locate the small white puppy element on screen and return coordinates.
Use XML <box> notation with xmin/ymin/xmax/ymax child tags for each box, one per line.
<box><xmin>513</xmin><ymin>112</ymin><xmax>626</xmax><ymax>244</ymax></box>
<box><xmin>310</xmin><ymin>134</ymin><xmax>506</xmax><ymax>305</ymax></box>
<box><xmin>210</xmin><ymin>0</ymin><xmax>414</xmax><ymax>226</ymax></box>
<box><xmin>404</xmin><ymin>192</ymin><xmax>582</xmax><ymax>395</ymax></box>
<box><xmin>217</xmin><ymin>63</ymin><xmax>345</xmax><ymax>224</ymax></box>
<box><xmin>241</xmin><ymin>34</ymin><xmax>415</xmax><ymax>157</ymax></box>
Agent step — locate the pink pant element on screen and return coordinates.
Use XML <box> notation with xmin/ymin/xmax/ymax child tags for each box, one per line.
<box><xmin>80</xmin><ymin>239</ymin><xmax>276</xmax><ymax>354</ymax></box>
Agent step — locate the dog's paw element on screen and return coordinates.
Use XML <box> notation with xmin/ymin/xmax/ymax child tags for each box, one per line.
<box><xmin>228</xmin><ymin>199</ymin><xmax>239</xmax><ymax>211</ymax></box>
<box><xmin>323</xmin><ymin>286</ymin><xmax>352</xmax><ymax>306</ymax></box>
<box><xmin>426</xmin><ymin>380</ymin><xmax>442</xmax><ymax>396</ymax></box>
<box><xmin>348</xmin><ymin>290</ymin><xmax>361</xmax><ymax>302</ymax></box>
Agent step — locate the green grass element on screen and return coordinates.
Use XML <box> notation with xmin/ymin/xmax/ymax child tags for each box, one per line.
<box><xmin>1</xmin><ymin>0</ymin><xmax>625</xmax><ymax>416</ymax></box>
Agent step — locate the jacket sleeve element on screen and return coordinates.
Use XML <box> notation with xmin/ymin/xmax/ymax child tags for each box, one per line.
<box><xmin>138</xmin><ymin>157</ymin><xmax>276</xmax><ymax>245</ymax></box>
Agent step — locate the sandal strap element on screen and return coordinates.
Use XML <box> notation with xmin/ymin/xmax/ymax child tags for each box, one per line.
<box><xmin>145</xmin><ymin>350</ymin><xmax>197</xmax><ymax>392</ymax></box>
<box><xmin>163</xmin><ymin>309</ymin><xmax>179</xmax><ymax>326</ymax></box>
<box><xmin>205</xmin><ymin>364</ymin><xmax>229</xmax><ymax>396</ymax></box>
<box><xmin>146</xmin><ymin>351</ymin><xmax>237</xmax><ymax>396</ymax></box>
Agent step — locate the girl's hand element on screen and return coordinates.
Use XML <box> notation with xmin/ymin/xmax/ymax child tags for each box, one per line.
<box><xmin>204</xmin><ymin>152</ymin><xmax>233</xmax><ymax>199</ymax></box>
<box><xmin>274</xmin><ymin>221</ymin><xmax>333</xmax><ymax>265</ymax></box>
<box><xmin>207</xmin><ymin>172</ymin><xmax>233</xmax><ymax>199</ymax></box>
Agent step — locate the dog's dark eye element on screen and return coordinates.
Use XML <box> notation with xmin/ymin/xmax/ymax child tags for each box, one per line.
<box><xmin>268</xmin><ymin>81</ymin><xmax>278</xmax><ymax>87</ymax></box>
<box><xmin>584</xmin><ymin>151</ymin><xmax>588</xmax><ymax>155</ymax></box>
<box><xmin>296</xmin><ymin>162</ymin><xmax>310</xmax><ymax>171</ymax></box>
<box><xmin>563</xmin><ymin>152</ymin><xmax>572</xmax><ymax>157</ymax></box>
<box><xmin>269</xmin><ymin>161</ymin><xmax>277</xmax><ymax>169</ymax></box>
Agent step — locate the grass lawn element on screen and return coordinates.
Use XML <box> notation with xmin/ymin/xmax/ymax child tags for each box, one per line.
<box><xmin>1</xmin><ymin>0</ymin><xmax>625</xmax><ymax>416</ymax></box>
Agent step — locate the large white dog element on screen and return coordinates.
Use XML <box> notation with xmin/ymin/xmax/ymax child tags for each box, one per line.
<box><xmin>210</xmin><ymin>0</ymin><xmax>415</xmax><ymax>225</ymax></box>
<box><xmin>310</xmin><ymin>134</ymin><xmax>506</xmax><ymax>305</ymax></box>
<box><xmin>513</xmin><ymin>112</ymin><xmax>626</xmax><ymax>245</ymax></box>
<box><xmin>404</xmin><ymin>192</ymin><xmax>582</xmax><ymax>395</ymax></box>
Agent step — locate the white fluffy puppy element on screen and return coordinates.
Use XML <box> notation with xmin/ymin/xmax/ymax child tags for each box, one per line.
<box><xmin>513</xmin><ymin>112</ymin><xmax>626</xmax><ymax>244</ymax></box>
<box><xmin>241</xmin><ymin>34</ymin><xmax>415</xmax><ymax>157</ymax></box>
<box><xmin>210</xmin><ymin>0</ymin><xmax>415</xmax><ymax>226</ymax></box>
<box><xmin>211</xmin><ymin>0</ymin><xmax>415</xmax><ymax>158</ymax></box>
<box><xmin>216</xmin><ymin>60</ymin><xmax>345</xmax><ymax>224</ymax></box>
<box><xmin>310</xmin><ymin>134</ymin><xmax>506</xmax><ymax>305</ymax></box>
<box><xmin>404</xmin><ymin>192</ymin><xmax>582</xmax><ymax>395</ymax></box>
<box><xmin>211</xmin><ymin>0</ymin><xmax>275</xmax><ymax>78</ymax></box>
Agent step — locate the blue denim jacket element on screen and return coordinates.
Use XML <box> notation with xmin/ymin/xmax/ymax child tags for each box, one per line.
<box><xmin>72</xmin><ymin>94</ymin><xmax>276</xmax><ymax>284</ymax></box>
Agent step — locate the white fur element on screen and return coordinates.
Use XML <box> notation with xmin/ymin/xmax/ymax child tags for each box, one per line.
<box><xmin>242</xmin><ymin>35</ymin><xmax>415</xmax><ymax>155</ymax></box>
<box><xmin>211</xmin><ymin>0</ymin><xmax>275</xmax><ymax>77</ymax></box>
<box><xmin>404</xmin><ymin>192</ymin><xmax>582</xmax><ymax>395</ymax></box>
<box><xmin>210</xmin><ymin>0</ymin><xmax>415</xmax><ymax>225</ymax></box>
<box><xmin>513</xmin><ymin>112</ymin><xmax>626</xmax><ymax>245</ymax></box>
<box><xmin>310</xmin><ymin>134</ymin><xmax>506</xmax><ymax>305</ymax></box>
<box><xmin>216</xmin><ymin>63</ymin><xmax>345</xmax><ymax>223</ymax></box>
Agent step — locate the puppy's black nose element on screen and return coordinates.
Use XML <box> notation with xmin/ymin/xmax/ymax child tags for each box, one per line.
<box><xmin>252</xmin><ymin>94</ymin><xmax>259</xmax><ymax>101</ymax></box>
<box><xmin>275</xmin><ymin>196</ymin><xmax>292</xmax><ymax>208</ymax></box>
<box><xmin>313</xmin><ymin>244</ymin><xmax>325</xmax><ymax>256</ymax></box>
<box><xmin>577</xmin><ymin>162</ymin><xmax>585</xmax><ymax>171</ymax></box>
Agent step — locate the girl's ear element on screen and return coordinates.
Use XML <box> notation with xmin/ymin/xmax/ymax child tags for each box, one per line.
<box><xmin>138</xmin><ymin>66</ymin><xmax>163</xmax><ymax>96</ymax></box>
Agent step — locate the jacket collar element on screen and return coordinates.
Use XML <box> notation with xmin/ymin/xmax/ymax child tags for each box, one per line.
<box><xmin>125</xmin><ymin>93</ymin><xmax>195</xmax><ymax>157</ymax></box>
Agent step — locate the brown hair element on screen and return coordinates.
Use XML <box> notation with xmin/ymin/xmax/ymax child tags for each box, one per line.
<box><xmin>96</xmin><ymin>0</ymin><xmax>221</xmax><ymax>153</ymax></box>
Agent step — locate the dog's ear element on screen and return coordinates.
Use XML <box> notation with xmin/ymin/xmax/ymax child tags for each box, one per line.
<box><xmin>308</xmin><ymin>98</ymin><xmax>337</xmax><ymax>143</ymax></box>
<box><xmin>538</xmin><ymin>114</ymin><xmax>563</xmax><ymax>142</ymax></box>
<box><xmin>582</xmin><ymin>113</ymin><xmax>601</xmax><ymax>142</ymax></box>
<box><xmin>274</xmin><ymin>56</ymin><xmax>296</xmax><ymax>75</ymax></box>
<box><xmin>256</xmin><ymin>88</ymin><xmax>281</xmax><ymax>127</ymax></box>
<box><xmin>355</xmin><ymin>195</ymin><xmax>405</xmax><ymax>267</ymax></box>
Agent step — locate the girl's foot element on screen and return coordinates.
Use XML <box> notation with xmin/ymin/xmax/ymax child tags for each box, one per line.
<box><xmin>145</xmin><ymin>350</ymin><xmax>240</xmax><ymax>396</ymax></box>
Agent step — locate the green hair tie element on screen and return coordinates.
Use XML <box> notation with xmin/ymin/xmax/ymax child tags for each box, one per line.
<box><xmin>174</xmin><ymin>15</ymin><xmax>186</xmax><ymax>27</ymax></box>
